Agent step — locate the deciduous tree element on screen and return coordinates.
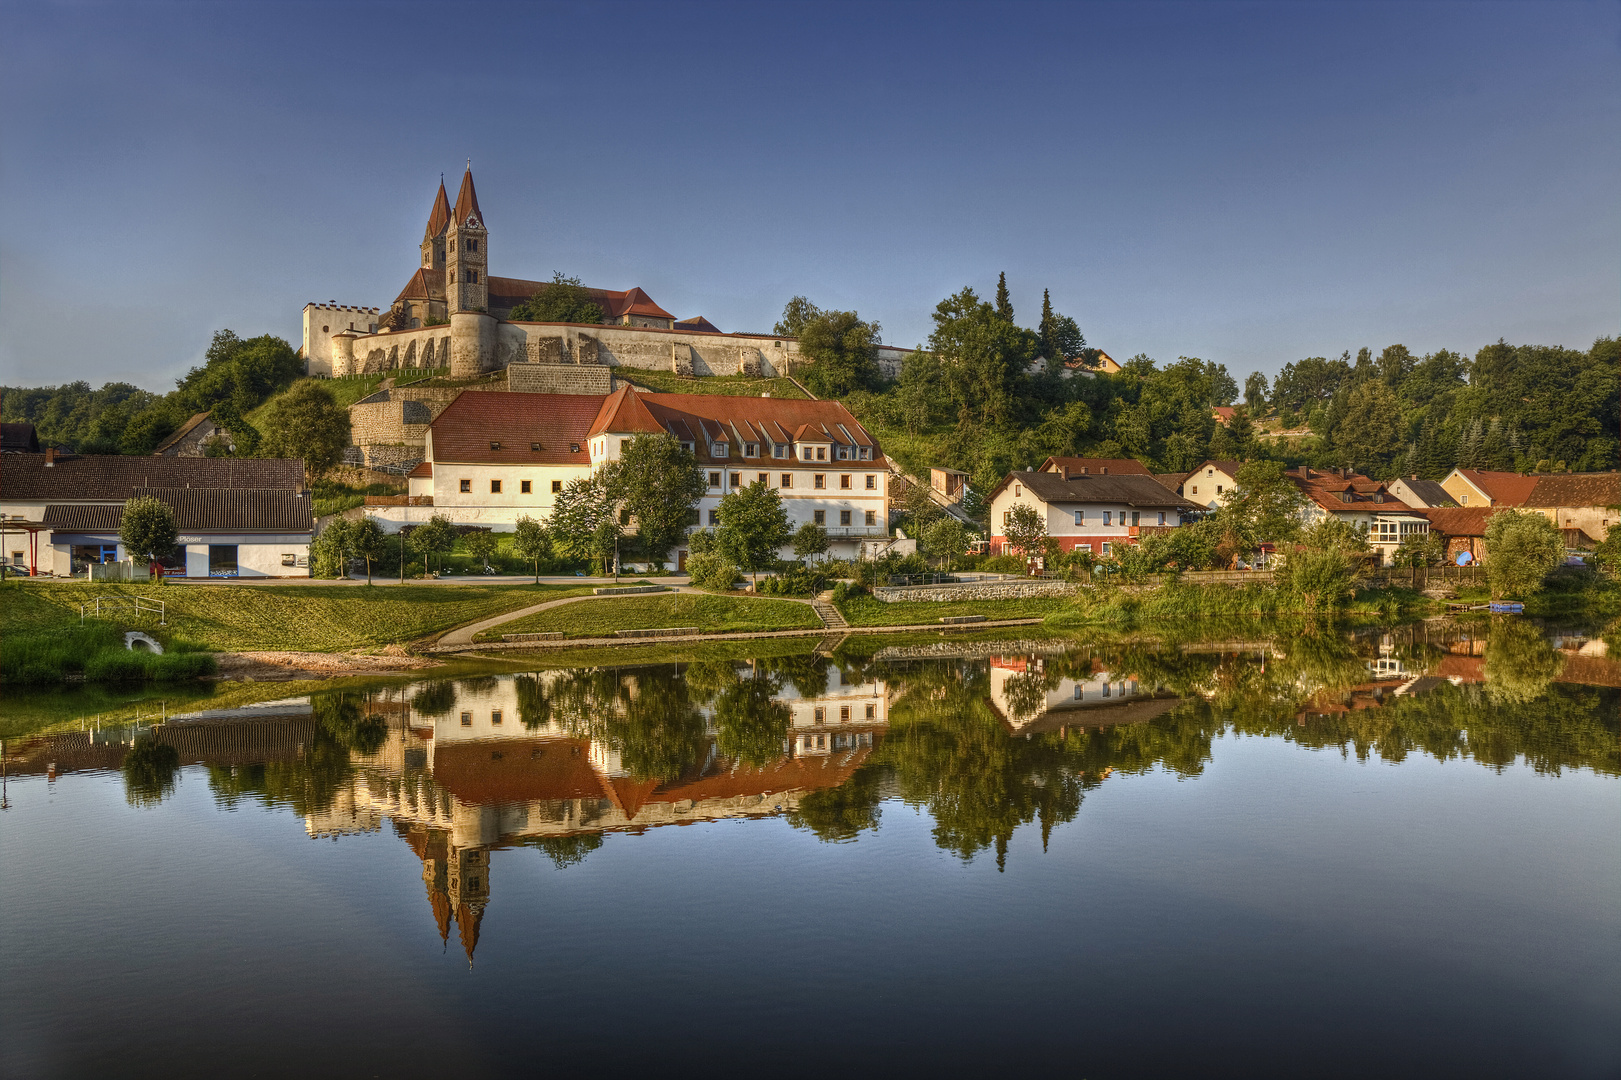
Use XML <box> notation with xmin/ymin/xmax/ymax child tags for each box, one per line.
<box><xmin>258</xmin><ymin>380</ymin><xmax>351</xmax><ymax>479</ymax></box>
<box><xmin>601</xmin><ymin>433</ymin><xmax>706</xmax><ymax>569</ymax></box>
<box><xmin>119</xmin><ymin>496</ymin><xmax>178</xmax><ymax>568</ymax></box>
<box><xmin>512</xmin><ymin>515</ymin><xmax>552</xmax><ymax>583</ymax></box>
<box><xmin>716</xmin><ymin>481</ymin><xmax>792</xmax><ymax>588</ymax></box>
<box><xmin>507</xmin><ymin>272</ymin><xmax>603</xmax><ymax>324</ymax></box>
<box><xmin>1483</xmin><ymin>509</ymin><xmax>1562</xmax><ymax>599</ymax></box>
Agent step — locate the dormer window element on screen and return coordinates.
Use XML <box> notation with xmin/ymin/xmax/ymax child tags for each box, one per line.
<box><xmin>1341</xmin><ymin>491</ymin><xmax>1353</xmax><ymax>503</ymax></box>
<box><xmin>773</xmin><ymin>443</ymin><xmax>787</xmax><ymax>458</ymax></box>
<box><xmin>745</xmin><ymin>443</ymin><xmax>758</xmax><ymax>457</ymax></box>
<box><xmin>490</xmin><ymin>441</ymin><xmax>502</xmax><ymax>450</ymax></box>
<box><xmin>531</xmin><ymin>442</ymin><xmax>541</xmax><ymax>451</ymax></box>
<box><xmin>859</xmin><ymin>447</ymin><xmax>872</xmax><ymax>460</ymax></box>
<box><xmin>836</xmin><ymin>445</ymin><xmax>850</xmax><ymax>460</ymax></box>
<box><xmin>570</xmin><ymin>442</ymin><xmax>580</xmax><ymax>454</ymax></box>
<box><xmin>712</xmin><ymin>442</ymin><xmax>729</xmax><ymax>458</ymax></box>
<box><xmin>802</xmin><ymin>446</ymin><xmax>814</xmax><ymax>461</ymax></box>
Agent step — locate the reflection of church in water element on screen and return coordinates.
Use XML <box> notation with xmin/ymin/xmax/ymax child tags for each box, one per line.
<box><xmin>304</xmin><ymin>663</ymin><xmax>893</xmax><ymax>963</ymax></box>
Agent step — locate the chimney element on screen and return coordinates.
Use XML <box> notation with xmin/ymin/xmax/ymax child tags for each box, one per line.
<box><xmin>44</xmin><ymin>447</ymin><xmax>55</xmax><ymax>467</ymax></box>
<box><xmin>1303</xmin><ymin>467</ymin><xmax>1312</xmax><ymax>479</ymax></box>
<box><xmin>1059</xmin><ymin>465</ymin><xmax>1069</xmax><ymax>480</ymax></box>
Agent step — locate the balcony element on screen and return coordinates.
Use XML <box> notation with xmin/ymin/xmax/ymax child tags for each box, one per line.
<box><xmin>819</xmin><ymin>525</ymin><xmax>890</xmax><ymax>538</ymax></box>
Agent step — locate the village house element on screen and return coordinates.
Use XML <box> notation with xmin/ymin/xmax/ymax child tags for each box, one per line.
<box><xmin>1439</xmin><ymin>468</ymin><xmax>1618</xmax><ymax>548</ymax></box>
<box><xmin>1419</xmin><ymin>507</ymin><xmax>1499</xmax><ymax>565</ymax></box>
<box><xmin>1385</xmin><ymin>476</ymin><xmax>1456</xmax><ymax>509</ymax></box>
<box><xmin>0</xmin><ymin>451</ymin><xmax>312</xmax><ymax>577</ymax></box>
<box><xmin>373</xmin><ymin>386</ymin><xmax>889</xmax><ymax>564</ymax></box>
<box><xmin>1174</xmin><ymin>460</ymin><xmax>1244</xmax><ymax>510</ymax></box>
<box><xmin>151</xmin><ymin>412</ymin><xmax>234</xmax><ymax>457</ymax></box>
<box><xmin>986</xmin><ymin>468</ymin><xmax>1200</xmax><ymax>558</ymax></box>
<box><xmin>1285</xmin><ymin>466</ymin><xmax>1431</xmax><ymax>565</ymax></box>
<box><xmin>1037</xmin><ymin>456</ymin><xmax>1153</xmax><ymax>477</ymax></box>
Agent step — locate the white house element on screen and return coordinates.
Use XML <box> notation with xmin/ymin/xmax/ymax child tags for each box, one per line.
<box><xmin>986</xmin><ymin>469</ymin><xmax>1200</xmax><ymax>559</ymax></box>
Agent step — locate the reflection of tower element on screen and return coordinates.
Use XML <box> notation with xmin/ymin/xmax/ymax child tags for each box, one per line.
<box><xmin>448</xmin><ymin>846</ymin><xmax>489</xmax><ymax>968</ymax></box>
<box><xmin>420</xmin><ymin>832</ymin><xmax>452</xmax><ymax>949</ymax></box>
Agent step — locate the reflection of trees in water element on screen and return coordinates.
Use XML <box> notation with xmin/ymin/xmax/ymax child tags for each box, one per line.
<box><xmin>206</xmin><ymin>727</ymin><xmax>353</xmax><ymax>817</ymax></box>
<box><xmin>312</xmin><ymin>689</ymin><xmax>387</xmax><ymax>755</ymax></box>
<box><xmin>712</xmin><ymin>669</ymin><xmax>792</xmax><ymax>768</ymax></box>
<box><xmin>513</xmin><ymin>674</ymin><xmax>551</xmax><ymax>729</ymax></box>
<box><xmin>787</xmin><ymin>766</ymin><xmax>885</xmax><ymax>841</ymax></box>
<box><xmin>523</xmin><ymin>832</ymin><xmax>604</xmax><ymax>869</ymax></box>
<box><xmin>410</xmin><ymin>680</ymin><xmax>457</xmax><ymax>717</ymax></box>
<box><xmin>122</xmin><ymin>733</ymin><xmax>180</xmax><ymax>808</ymax></box>
<box><xmin>547</xmin><ymin>665</ymin><xmax>709</xmax><ymax>782</ymax></box>
<box><xmin>1484</xmin><ymin>619</ymin><xmax>1563</xmax><ymax>706</ymax></box>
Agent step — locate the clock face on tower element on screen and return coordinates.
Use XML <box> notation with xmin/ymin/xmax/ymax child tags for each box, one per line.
<box><xmin>465</xmin><ymin>214</ymin><xmax>481</xmax><ymax>229</ymax></box>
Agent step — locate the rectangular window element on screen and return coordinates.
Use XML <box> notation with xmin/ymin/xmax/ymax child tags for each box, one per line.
<box><xmin>491</xmin><ymin>480</ymin><xmax>502</xmax><ymax>494</ymax></box>
<box><xmin>758</xmin><ymin>473</ymin><xmax>769</xmax><ymax>485</ymax></box>
<box><xmin>865</xmin><ymin>704</ymin><xmax>876</xmax><ymax>720</ymax></box>
<box><xmin>802</xmin><ymin>446</ymin><xmax>814</xmax><ymax>460</ymax></box>
<box><xmin>708</xmin><ymin>509</ymin><xmax>720</xmax><ymax>526</ymax></box>
<box><xmin>491</xmin><ymin>710</ymin><xmax>502</xmax><ymax>726</ymax></box>
<box><xmin>840</xmin><ymin>510</ymin><xmax>852</xmax><ymax>526</ymax></box>
<box><xmin>551</xmin><ymin>480</ymin><xmax>562</xmax><ymax>493</ymax></box>
<box><xmin>1103</xmin><ymin>511</ymin><xmax>1112</xmax><ymax>526</ymax></box>
<box><xmin>745</xmin><ymin>443</ymin><xmax>758</xmax><ymax>457</ymax></box>
<box><xmin>1079</xmin><ymin>544</ymin><xmax>1092</xmax><ymax>553</ymax></box>
<box><xmin>1002</xmin><ymin>511</ymin><xmax>1011</xmax><ymax>526</ymax></box>
<box><xmin>781</xmin><ymin>474</ymin><xmax>792</xmax><ymax>488</ymax></box>
<box><xmin>1131</xmin><ymin>511</ymin><xmax>1140</xmax><ymax>526</ymax></box>
<box><xmin>709</xmin><ymin>472</ymin><xmax>722</xmax><ymax>487</ymax></box>
<box><xmin>814</xmin><ymin>475</ymin><xmax>826</xmax><ymax>489</ymax></box>
<box><xmin>207</xmin><ymin>545</ymin><xmax>238</xmax><ymax>578</ymax></box>
<box><xmin>521</xmin><ymin>480</ymin><xmax>532</xmax><ymax>494</ymax></box>
<box><xmin>1074</xmin><ymin>686</ymin><xmax>1083</xmax><ymax>700</ymax></box>
<box><xmin>860</xmin><ymin>447</ymin><xmax>872</xmax><ymax>460</ymax></box>
<box><xmin>814</xmin><ymin>510</ymin><xmax>826</xmax><ymax>525</ymax></box>
<box><xmin>1191</xmin><ymin>486</ymin><xmax>1198</xmax><ymax>495</ymax></box>
<box><xmin>814</xmin><ymin>707</ymin><xmax>825</xmax><ymax>722</ymax></box>
<box><xmin>1157</xmin><ymin>512</ymin><xmax>1166</xmax><ymax>525</ymax></box>
<box><xmin>840</xmin><ymin>475</ymin><xmax>852</xmax><ymax>489</ymax></box>
<box><xmin>1101</xmin><ymin>542</ymin><xmax>1112</xmax><ymax>555</ymax></box>
<box><xmin>840</xmin><ymin>706</ymin><xmax>851</xmax><ymax>722</ymax></box>
<box><xmin>817</xmin><ymin>447</ymin><xmax>826</xmax><ymax>461</ymax></box>
<box><xmin>865</xmin><ymin>510</ymin><xmax>877</xmax><ymax>526</ymax></box>
<box><xmin>460</xmin><ymin>479</ymin><xmax>472</xmax><ymax>493</ymax></box>
<box><xmin>730</xmin><ymin>472</ymin><xmax>741</xmax><ymax>488</ymax></box>
<box><xmin>1074</xmin><ymin>510</ymin><xmax>1084</xmax><ymax>525</ymax></box>
<box><xmin>461</xmin><ymin>711</ymin><xmax>473</xmax><ymax>727</ymax></box>
<box><xmin>817</xmin><ymin>735</ymin><xmax>826</xmax><ymax>749</ymax></box>
<box><xmin>774</xmin><ymin>444</ymin><xmax>787</xmax><ymax>458</ymax></box>
<box><xmin>712</xmin><ymin>443</ymin><xmax>728</xmax><ymax>458</ymax></box>
<box><xmin>865</xmin><ymin>475</ymin><xmax>876</xmax><ymax>490</ymax></box>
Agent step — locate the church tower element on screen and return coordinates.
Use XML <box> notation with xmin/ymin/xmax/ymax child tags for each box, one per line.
<box><xmin>420</xmin><ymin>178</ymin><xmax>451</xmax><ymax>270</ymax></box>
<box><xmin>445</xmin><ymin>166</ymin><xmax>488</xmax><ymax>314</ymax></box>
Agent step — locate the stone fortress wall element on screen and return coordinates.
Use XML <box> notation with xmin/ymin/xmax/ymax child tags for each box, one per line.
<box><xmin>314</xmin><ymin>310</ymin><xmax>802</xmax><ymax>381</ymax></box>
<box><xmin>302</xmin><ymin>303</ymin><xmax>382</xmax><ymax>377</ymax></box>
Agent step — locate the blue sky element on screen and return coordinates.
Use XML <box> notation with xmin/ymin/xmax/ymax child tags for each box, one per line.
<box><xmin>1</xmin><ymin>1</ymin><xmax>1615</xmax><ymax>391</ymax></box>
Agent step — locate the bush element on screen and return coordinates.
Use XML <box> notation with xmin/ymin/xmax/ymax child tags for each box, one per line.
<box><xmin>981</xmin><ymin>554</ymin><xmax>1027</xmax><ymax>574</ymax></box>
<box><xmin>687</xmin><ymin>551</ymin><xmax>740</xmax><ymax>591</ymax></box>
<box><xmin>758</xmin><ymin>564</ymin><xmax>825</xmax><ymax>597</ymax></box>
<box><xmin>1</xmin><ymin>621</ymin><xmax>216</xmax><ymax>684</ymax></box>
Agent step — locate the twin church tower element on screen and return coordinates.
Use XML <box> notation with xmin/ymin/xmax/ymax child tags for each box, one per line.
<box><xmin>416</xmin><ymin>166</ymin><xmax>489</xmax><ymax>319</ymax></box>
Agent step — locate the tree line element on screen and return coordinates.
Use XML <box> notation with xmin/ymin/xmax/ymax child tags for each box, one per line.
<box><xmin>1</xmin><ymin>329</ymin><xmax>351</xmax><ymax>478</ymax></box>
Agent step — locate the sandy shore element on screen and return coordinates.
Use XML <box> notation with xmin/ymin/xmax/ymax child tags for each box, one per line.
<box><xmin>211</xmin><ymin>649</ymin><xmax>443</xmax><ymax>681</ymax></box>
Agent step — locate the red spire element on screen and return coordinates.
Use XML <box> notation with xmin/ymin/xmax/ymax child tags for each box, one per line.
<box><xmin>452</xmin><ymin>166</ymin><xmax>482</xmax><ymax>228</ymax></box>
<box><xmin>424</xmin><ymin>178</ymin><xmax>451</xmax><ymax>239</ymax></box>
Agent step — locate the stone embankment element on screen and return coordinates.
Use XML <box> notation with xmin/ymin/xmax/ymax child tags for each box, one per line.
<box><xmin>872</xmin><ymin>580</ymin><xmax>1078</xmax><ymax>602</ymax></box>
<box><xmin>871</xmin><ymin>639</ymin><xmax>1072</xmax><ymax>660</ymax></box>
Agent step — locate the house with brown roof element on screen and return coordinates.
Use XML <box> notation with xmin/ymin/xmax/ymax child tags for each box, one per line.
<box><xmin>1037</xmin><ymin>456</ymin><xmax>1152</xmax><ymax>478</ymax></box>
<box><xmin>1420</xmin><ymin>507</ymin><xmax>1499</xmax><ymax>565</ymax></box>
<box><xmin>1176</xmin><ymin>460</ymin><xmax>1245</xmax><ymax>509</ymax></box>
<box><xmin>301</xmin><ymin>166</ymin><xmax>808</xmax><ymax>383</ymax></box>
<box><xmin>380</xmin><ymin>387</ymin><xmax>889</xmax><ymax>564</ymax></box>
<box><xmin>0</xmin><ymin>451</ymin><xmax>311</xmax><ymax>577</ymax></box>
<box><xmin>1440</xmin><ymin>468</ymin><xmax>1619</xmax><ymax>547</ymax></box>
<box><xmin>1286</xmin><ymin>466</ymin><xmax>1432</xmax><ymax>565</ymax></box>
<box><xmin>1386</xmin><ymin>476</ymin><xmax>1456</xmax><ymax>509</ymax></box>
<box><xmin>986</xmin><ymin>470</ymin><xmax>1201</xmax><ymax>560</ymax></box>
<box><xmin>152</xmin><ymin>412</ymin><xmax>232</xmax><ymax>457</ymax></box>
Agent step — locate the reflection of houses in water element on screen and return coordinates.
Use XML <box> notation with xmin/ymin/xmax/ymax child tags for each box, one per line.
<box><xmin>1366</xmin><ymin>635</ymin><xmax>1408</xmax><ymax>680</ymax></box>
<box><xmin>326</xmin><ymin>664</ymin><xmax>892</xmax><ymax>962</ymax></box>
<box><xmin>985</xmin><ymin>654</ymin><xmax>1182</xmax><ymax>735</ymax></box>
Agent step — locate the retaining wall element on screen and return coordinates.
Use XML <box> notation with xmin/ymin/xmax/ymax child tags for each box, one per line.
<box><xmin>871</xmin><ymin>580</ymin><xmax>1079</xmax><ymax>602</ymax></box>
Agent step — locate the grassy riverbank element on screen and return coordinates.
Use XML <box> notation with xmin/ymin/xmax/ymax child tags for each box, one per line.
<box><xmin>834</xmin><ymin>594</ymin><xmax>1068</xmax><ymax>626</ymax></box>
<box><xmin>1</xmin><ymin>581</ymin><xmax>588</xmax><ymax>652</ymax></box>
<box><xmin>480</xmin><ymin>593</ymin><xmax>823</xmax><ymax>640</ymax></box>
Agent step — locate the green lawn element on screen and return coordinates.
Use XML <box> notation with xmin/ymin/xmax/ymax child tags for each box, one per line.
<box><xmin>480</xmin><ymin>593</ymin><xmax>823</xmax><ymax>640</ymax></box>
<box><xmin>620</xmin><ymin>371</ymin><xmax>810</xmax><ymax>398</ymax></box>
<box><xmin>834</xmin><ymin>594</ymin><xmax>1067</xmax><ymax>626</ymax></box>
<box><xmin>1</xmin><ymin>581</ymin><xmax>589</xmax><ymax>652</ymax></box>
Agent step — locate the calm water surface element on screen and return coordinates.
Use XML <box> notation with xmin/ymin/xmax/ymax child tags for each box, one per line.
<box><xmin>3</xmin><ymin>623</ymin><xmax>1618</xmax><ymax>1079</ymax></box>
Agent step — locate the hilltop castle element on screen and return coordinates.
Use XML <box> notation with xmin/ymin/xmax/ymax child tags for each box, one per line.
<box><xmin>301</xmin><ymin>166</ymin><xmax>804</xmax><ymax>381</ymax></box>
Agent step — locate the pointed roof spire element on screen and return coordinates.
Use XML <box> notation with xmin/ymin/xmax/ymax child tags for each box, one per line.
<box><xmin>424</xmin><ymin>176</ymin><xmax>452</xmax><ymax>239</ymax></box>
<box><xmin>452</xmin><ymin>165</ymin><xmax>483</xmax><ymax>228</ymax></box>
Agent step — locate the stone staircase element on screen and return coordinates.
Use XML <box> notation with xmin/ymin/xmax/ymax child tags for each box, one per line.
<box><xmin>810</xmin><ymin>591</ymin><xmax>848</xmax><ymax>629</ymax></box>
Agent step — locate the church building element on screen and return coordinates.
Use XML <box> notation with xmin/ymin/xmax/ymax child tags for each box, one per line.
<box><xmin>301</xmin><ymin>166</ymin><xmax>804</xmax><ymax>381</ymax></box>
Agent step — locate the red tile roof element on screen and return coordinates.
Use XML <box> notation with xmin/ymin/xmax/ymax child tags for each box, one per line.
<box><xmin>1419</xmin><ymin>506</ymin><xmax>1500</xmax><ymax>537</ymax></box>
<box><xmin>673</xmin><ymin>316</ymin><xmax>721</xmax><ymax>333</ymax></box>
<box><xmin>427</xmin><ymin>391</ymin><xmax>601</xmax><ymax>465</ymax></box>
<box><xmin>588</xmin><ymin>387</ymin><xmax>884</xmax><ymax>466</ymax></box>
<box><xmin>451</xmin><ymin>167</ymin><xmax>482</xmax><ymax>227</ymax></box>
<box><xmin>1039</xmin><ymin>456</ymin><xmax>1152</xmax><ymax>477</ymax></box>
<box><xmin>588</xmin><ymin>385</ymin><xmax>662</xmax><ymax>437</ymax></box>
<box><xmin>430</xmin><ymin>737</ymin><xmax>606</xmax><ymax>804</ymax></box>
<box><xmin>408</xmin><ymin>461</ymin><xmax>432</xmax><ymax>478</ymax></box>
<box><xmin>1286</xmin><ymin>467</ymin><xmax>1416</xmax><ymax>514</ymax></box>
<box><xmin>1454</xmin><ymin>469</ymin><xmax>1541</xmax><ymax>506</ymax></box>
<box><xmin>395</xmin><ymin>267</ymin><xmax>443</xmax><ymax>304</ymax></box>
<box><xmin>424</xmin><ymin>179</ymin><xmax>451</xmax><ymax>239</ymax></box>
<box><xmin>1523</xmin><ymin>473</ymin><xmax>1621</xmax><ymax>509</ymax></box>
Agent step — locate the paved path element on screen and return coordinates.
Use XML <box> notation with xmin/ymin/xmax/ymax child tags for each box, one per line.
<box><xmin>434</xmin><ymin>585</ymin><xmax>830</xmax><ymax>647</ymax></box>
<box><xmin>426</xmin><ymin>617</ymin><xmax>1046</xmax><ymax>655</ymax></box>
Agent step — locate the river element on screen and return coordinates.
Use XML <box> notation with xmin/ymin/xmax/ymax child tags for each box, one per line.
<box><xmin>2</xmin><ymin>620</ymin><xmax>1617</xmax><ymax>1078</ymax></box>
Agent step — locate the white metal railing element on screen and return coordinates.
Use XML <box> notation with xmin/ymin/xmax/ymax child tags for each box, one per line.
<box><xmin>81</xmin><ymin>595</ymin><xmax>166</xmax><ymax>626</ymax></box>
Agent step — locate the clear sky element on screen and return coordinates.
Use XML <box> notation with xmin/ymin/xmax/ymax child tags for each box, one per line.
<box><xmin>1</xmin><ymin>0</ymin><xmax>1615</xmax><ymax>392</ymax></box>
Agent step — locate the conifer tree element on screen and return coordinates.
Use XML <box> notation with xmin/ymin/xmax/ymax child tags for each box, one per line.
<box><xmin>995</xmin><ymin>273</ymin><xmax>1014</xmax><ymax>323</ymax></box>
<box><xmin>1039</xmin><ymin>289</ymin><xmax>1054</xmax><ymax>358</ymax></box>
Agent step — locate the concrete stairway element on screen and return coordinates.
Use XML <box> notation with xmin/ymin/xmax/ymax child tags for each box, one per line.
<box><xmin>811</xmin><ymin>591</ymin><xmax>848</xmax><ymax>629</ymax></box>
